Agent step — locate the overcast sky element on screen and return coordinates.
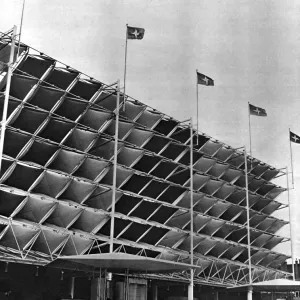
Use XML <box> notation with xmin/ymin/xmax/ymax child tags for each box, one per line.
<box><xmin>1</xmin><ymin>0</ymin><xmax>300</xmax><ymax>258</ymax></box>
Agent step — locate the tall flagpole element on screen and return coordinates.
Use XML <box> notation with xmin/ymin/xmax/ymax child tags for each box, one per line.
<box><xmin>196</xmin><ymin>70</ymin><xmax>199</xmax><ymax>145</ymax></box>
<box><xmin>286</xmin><ymin>166</ymin><xmax>295</xmax><ymax>280</ymax></box>
<box><xmin>289</xmin><ymin>128</ymin><xmax>295</xmax><ymax>188</ymax></box>
<box><xmin>248</xmin><ymin>102</ymin><xmax>252</xmax><ymax>159</ymax></box>
<box><xmin>188</xmin><ymin>117</ymin><xmax>194</xmax><ymax>300</ymax></box>
<box><xmin>109</xmin><ymin>79</ymin><xmax>120</xmax><ymax>253</ymax></box>
<box><xmin>123</xmin><ymin>24</ymin><xmax>128</xmax><ymax>111</ymax></box>
<box><xmin>0</xmin><ymin>25</ymin><xmax>17</xmax><ymax>174</ymax></box>
<box><xmin>17</xmin><ymin>0</ymin><xmax>26</xmax><ymax>58</ymax></box>
<box><xmin>245</xmin><ymin>146</ymin><xmax>252</xmax><ymax>300</ymax></box>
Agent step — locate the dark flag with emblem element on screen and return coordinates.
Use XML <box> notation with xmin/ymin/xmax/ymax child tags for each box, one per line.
<box><xmin>247</xmin><ymin>102</ymin><xmax>267</xmax><ymax>161</ymax></box>
<box><xmin>197</xmin><ymin>72</ymin><xmax>214</xmax><ymax>86</ymax></box>
<box><xmin>290</xmin><ymin>131</ymin><xmax>300</xmax><ymax>144</ymax></box>
<box><xmin>123</xmin><ymin>24</ymin><xmax>145</xmax><ymax>112</ymax></box>
<box><xmin>249</xmin><ymin>103</ymin><xmax>267</xmax><ymax>117</ymax></box>
<box><xmin>127</xmin><ymin>26</ymin><xmax>145</xmax><ymax>40</ymax></box>
<box><xmin>195</xmin><ymin>70</ymin><xmax>214</xmax><ymax>145</ymax></box>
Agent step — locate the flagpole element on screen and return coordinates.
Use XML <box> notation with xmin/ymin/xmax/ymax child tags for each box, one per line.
<box><xmin>109</xmin><ymin>79</ymin><xmax>120</xmax><ymax>253</ymax></box>
<box><xmin>248</xmin><ymin>102</ymin><xmax>252</xmax><ymax>159</ymax></box>
<box><xmin>196</xmin><ymin>70</ymin><xmax>199</xmax><ymax>145</ymax></box>
<box><xmin>123</xmin><ymin>24</ymin><xmax>128</xmax><ymax>112</ymax></box>
<box><xmin>286</xmin><ymin>166</ymin><xmax>295</xmax><ymax>280</ymax></box>
<box><xmin>0</xmin><ymin>25</ymin><xmax>17</xmax><ymax>174</ymax></box>
<box><xmin>188</xmin><ymin>117</ymin><xmax>194</xmax><ymax>300</ymax></box>
<box><xmin>245</xmin><ymin>145</ymin><xmax>252</xmax><ymax>300</ymax></box>
<box><xmin>17</xmin><ymin>0</ymin><xmax>26</xmax><ymax>58</ymax></box>
<box><xmin>289</xmin><ymin>128</ymin><xmax>295</xmax><ymax>188</ymax></box>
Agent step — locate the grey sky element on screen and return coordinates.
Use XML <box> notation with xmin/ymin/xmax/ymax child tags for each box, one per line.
<box><xmin>1</xmin><ymin>0</ymin><xmax>300</xmax><ymax>257</ymax></box>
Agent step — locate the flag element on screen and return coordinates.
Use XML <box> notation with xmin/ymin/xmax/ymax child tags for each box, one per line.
<box><xmin>249</xmin><ymin>103</ymin><xmax>267</xmax><ymax>116</ymax></box>
<box><xmin>127</xmin><ymin>26</ymin><xmax>145</xmax><ymax>40</ymax></box>
<box><xmin>290</xmin><ymin>131</ymin><xmax>300</xmax><ymax>144</ymax></box>
<box><xmin>197</xmin><ymin>72</ymin><xmax>214</xmax><ymax>86</ymax></box>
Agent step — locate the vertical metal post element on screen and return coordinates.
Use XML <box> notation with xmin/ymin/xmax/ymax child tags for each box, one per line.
<box><xmin>196</xmin><ymin>70</ymin><xmax>199</xmax><ymax>145</ymax></box>
<box><xmin>99</xmin><ymin>269</ymin><xmax>102</xmax><ymax>300</ymax></box>
<box><xmin>125</xmin><ymin>268</ymin><xmax>129</xmax><ymax>300</ymax></box>
<box><xmin>248</xmin><ymin>102</ymin><xmax>252</xmax><ymax>159</ymax></box>
<box><xmin>247</xmin><ymin>287</ymin><xmax>253</xmax><ymax>300</ymax></box>
<box><xmin>109</xmin><ymin>79</ymin><xmax>120</xmax><ymax>253</ymax></box>
<box><xmin>70</xmin><ymin>277</ymin><xmax>75</xmax><ymax>299</ymax></box>
<box><xmin>104</xmin><ymin>269</ymin><xmax>108</xmax><ymax>300</ymax></box>
<box><xmin>152</xmin><ymin>284</ymin><xmax>158</xmax><ymax>300</ymax></box>
<box><xmin>188</xmin><ymin>117</ymin><xmax>194</xmax><ymax>300</ymax></box>
<box><xmin>0</xmin><ymin>25</ymin><xmax>17</xmax><ymax>174</ymax></box>
<box><xmin>287</xmin><ymin>166</ymin><xmax>295</xmax><ymax>280</ymax></box>
<box><xmin>245</xmin><ymin>146</ymin><xmax>252</xmax><ymax>300</ymax></box>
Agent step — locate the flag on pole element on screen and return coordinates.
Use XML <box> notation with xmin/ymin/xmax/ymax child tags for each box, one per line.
<box><xmin>127</xmin><ymin>26</ymin><xmax>145</xmax><ymax>40</ymax></box>
<box><xmin>123</xmin><ymin>24</ymin><xmax>145</xmax><ymax>112</ymax></box>
<box><xmin>195</xmin><ymin>70</ymin><xmax>214</xmax><ymax>145</ymax></box>
<box><xmin>248</xmin><ymin>102</ymin><xmax>267</xmax><ymax>161</ymax></box>
<box><xmin>249</xmin><ymin>103</ymin><xmax>267</xmax><ymax>116</ymax></box>
<box><xmin>290</xmin><ymin>131</ymin><xmax>300</xmax><ymax>144</ymax></box>
<box><xmin>197</xmin><ymin>72</ymin><xmax>214</xmax><ymax>86</ymax></box>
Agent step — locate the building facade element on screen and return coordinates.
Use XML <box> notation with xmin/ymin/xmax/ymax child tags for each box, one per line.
<box><xmin>0</xmin><ymin>30</ymin><xmax>292</xmax><ymax>298</ymax></box>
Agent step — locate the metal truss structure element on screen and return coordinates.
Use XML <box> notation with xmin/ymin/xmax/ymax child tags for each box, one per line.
<box><xmin>0</xmin><ymin>31</ymin><xmax>292</xmax><ymax>287</ymax></box>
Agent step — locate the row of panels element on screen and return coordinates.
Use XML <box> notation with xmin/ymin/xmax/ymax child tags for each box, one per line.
<box><xmin>1</xmin><ymin>50</ymin><xmax>283</xmax><ymax>184</ymax></box>
<box><xmin>0</xmin><ymin>186</ymin><xmax>289</xmax><ymax>271</ymax></box>
<box><xmin>0</xmin><ymin>221</ymin><xmax>289</xmax><ymax>286</ymax></box>
<box><xmin>0</xmin><ymin>127</ymin><xmax>287</xmax><ymax>236</ymax></box>
<box><xmin>0</xmin><ymin>43</ymin><xmax>284</xmax><ymax>184</ymax></box>
<box><xmin>3</xmin><ymin>73</ymin><xmax>283</xmax><ymax>192</ymax></box>
<box><xmin>1</xmin><ymin>92</ymin><xmax>285</xmax><ymax>213</ymax></box>
<box><xmin>0</xmin><ymin>159</ymin><xmax>288</xmax><ymax>266</ymax></box>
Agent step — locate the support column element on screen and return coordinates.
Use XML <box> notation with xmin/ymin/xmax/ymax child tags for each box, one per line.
<box><xmin>91</xmin><ymin>277</ymin><xmax>105</xmax><ymax>300</ymax></box>
<box><xmin>188</xmin><ymin>269</ymin><xmax>194</xmax><ymax>300</ymax></box>
<box><xmin>151</xmin><ymin>284</ymin><xmax>158</xmax><ymax>300</ymax></box>
<box><xmin>70</xmin><ymin>277</ymin><xmax>75</xmax><ymax>299</ymax></box>
<box><xmin>247</xmin><ymin>286</ymin><xmax>253</xmax><ymax>300</ymax></box>
<box><xmin>188</xmin><ymin>119</ymin><xmax>194</xmax><ymax>300</ymax></box>
<box><xmin>213</xmin><ymin>291</ymin><xmax>218</xmax><ymax>300</ymax></box>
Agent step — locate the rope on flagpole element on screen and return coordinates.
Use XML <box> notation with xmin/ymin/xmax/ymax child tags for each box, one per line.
<box><xmin>123</xmin><ymin>24</ymin><xmax>128</xmax><ymax>112</ymax></box>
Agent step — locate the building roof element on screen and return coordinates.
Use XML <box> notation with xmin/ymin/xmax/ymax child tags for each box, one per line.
<box><xmin>50</xmin><ymin>252</ymin><xmax>193</xmax><ymax>273</ymax></box>
<box><xmin>228</xmin><ymin>279</ymin><xmax>300</xmax><ymax>291</ymax></box>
